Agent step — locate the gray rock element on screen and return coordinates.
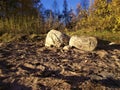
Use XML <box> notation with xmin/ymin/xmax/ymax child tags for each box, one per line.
<box><xmin>69</xmin><ymin>35</ymin><xmax>97</xmax><ymax>51</ymax></box>
<box><xmin>96</xmin><ymin>50</ymin><xmax>108</xmax><ymax>58</ymax></box>
<box><xmin>45</xmin><ymin>29</ymin><xmax>69</xmax><ymax>47</ymax></box>
<box><xmin>63</xmin><ymin>45</ymin><xmax>71</xmax><ymax>51</ymax></box>
<box><xmin>99</xmin><ymin>71</ymin><xmax>114</xmax><ymax>78</ymax></box>
<box><xmin>0</xmin><ymin>43</ymin><xmax>4</xmax><ymax>47</ymax></box>
<box><xmin>89</xmin><ymin>74</ymin><xmax>103</xmax><ymax>80</ymax></box>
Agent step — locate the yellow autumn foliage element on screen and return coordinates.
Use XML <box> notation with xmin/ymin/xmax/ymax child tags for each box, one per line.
<box><xmin>76</xmin><ymin>0</ymin><xmax>120</xmax><ymax>32</ymax></box>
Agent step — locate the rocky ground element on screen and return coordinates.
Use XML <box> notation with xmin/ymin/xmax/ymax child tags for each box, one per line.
<box><xmin>0</xmin><ymin>39</ymin><xmax>120</xmax><ymax>90</ymax></box>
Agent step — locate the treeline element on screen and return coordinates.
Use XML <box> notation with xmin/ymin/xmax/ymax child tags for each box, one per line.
<box><xmin>0</xmin><ymin>0</ymin><xmax>43</xmax><ymax>35</ymax></box>
<box><xmin>0</xmin><ymin>0</ymin><xmax>120</xmax><ymax>36</ymax></box>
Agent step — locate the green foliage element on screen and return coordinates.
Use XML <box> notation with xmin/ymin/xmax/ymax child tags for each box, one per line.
<box><xmin>0</xmin><ymin>16</ymin><xmax>45</xmax><ymax>36</ymax></box>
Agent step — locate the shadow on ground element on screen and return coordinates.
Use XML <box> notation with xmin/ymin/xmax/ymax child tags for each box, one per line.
<box><xmin>39</xmin><ymin>69</ymin><xmax>90</xmax><ymax>89</ymax></box>
<box><xmin>40</xmin><ymin>69</ymin><xmax>120</xmax><ymax>89</ymax></box>
<box><xmin>0</xmin><ymin>81</ymin><xmax>32</xmax><ymax>90</ymax></box>
<box><xmin>92</xmin><ymin>77</ymin><xmax>120</xmax><ymax>88</ymax></box>
<box><xmin>97</xmin><ymin>39</ymin><xmax>120</xmax><ymax>50</ymax></box>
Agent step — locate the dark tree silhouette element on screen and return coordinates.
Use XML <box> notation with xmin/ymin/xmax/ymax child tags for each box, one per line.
<box><xmin>52</xmin><ymin>0</ymin><xmax>60</xmax><ymax>23</ymax></box>
<box><xmin>63</xmin><ymin>0</ymin><xmax>69</xmax><ymax>25</ymax></box>
<box><xmin>52</xmin><ymin>0</ymin><xmax>59</xmax><ymax>15</ymax></box>
<box><xmin>0</xmin><ymin>0</ymin><xmax>41</xmax><ymax>17</ymax></box>
<box><xmin>81</xmin><ymin>0</ymin><xmax>89</xmax><ymax>10</ymax></box>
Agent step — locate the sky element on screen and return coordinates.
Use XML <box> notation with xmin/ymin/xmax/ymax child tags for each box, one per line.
<box><xmin>41</xmin><ymin>0</ymin><xmax>90</xmax><ymax>13</ymax></box>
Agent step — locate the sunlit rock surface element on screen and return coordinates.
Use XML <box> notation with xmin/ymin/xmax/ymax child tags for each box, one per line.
<box><xmin>45</xmin><ymin>29</ymin><xmax>69</xmax><ymax>47</ymax></box>
<box><xmin>69</xmin><ymin>35</ymin><xmax>97</xmax><ymax>51</ymax></box>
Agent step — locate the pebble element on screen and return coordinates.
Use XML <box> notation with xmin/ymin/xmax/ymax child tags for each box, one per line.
<box><xmin>96</xmin><ymin>50</ymin><xmax>108</xmax><ymax>58</ymax></box>
<box><xmin>63</xmin><ymin>45</ymin><xmax>71</xmax><ymax>51</ymax></box>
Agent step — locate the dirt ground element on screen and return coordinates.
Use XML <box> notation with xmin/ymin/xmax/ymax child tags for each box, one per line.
<box><xmin>0</xmin><ymin>39</ymin><xmax>120</xmax><ymax>90</ymax></box>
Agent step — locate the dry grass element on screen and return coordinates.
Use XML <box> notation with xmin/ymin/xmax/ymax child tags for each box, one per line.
<box><xmin>0</xmin><ymin>16</ymin><xmax>120</xmax><ymax>44</ymax></box>
<box><xmin>67</xmin><ymin>29</ymin><xmax>120</xmax><ymax>44</ymax></box>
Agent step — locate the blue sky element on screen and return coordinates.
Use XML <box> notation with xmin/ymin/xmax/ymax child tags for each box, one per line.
<box><xmin>41</xmin><ymin>0</ymin><xmax>89</xmax><ymax>12</ymax></box>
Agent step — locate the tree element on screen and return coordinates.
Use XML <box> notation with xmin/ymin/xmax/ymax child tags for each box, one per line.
<box><xmin>89</xmin><ymin>0</ymin><xmax>94</xmax><ymax>7</ymax></box>
<box><xmin>0</xmin><ymin>0</ymin><xmax>6</xmax><ymax>17</ymax></box>
<box><xmin>76</xmin><ymin>3</ymin><xmax>82</xmax><ymax>17</ymax></box>
<box><xmin>0</xmin><ymin>0</ymin><xmax>20</xmax><ymax>17</ymax></box>
<box><xmin>0</xmin><ymin>0</ymin><xmax>45</xmax><ymax>35</ymax></box>
<box><xmin>85</xmin><ymin>0</ymin><xmax>119</xmax><ymax>31</ymax></box>
<box><xmin>52</xmin><ymin>0</ymin><xmax>59</xmax><ymax>15</ymax></box>
<box><xmin>44</xmin><ymin>9</ymin><xmax>54</xmax><ymax>29</ymax></box>
<box><xmin>81</xmin><ymin>0</ymin><xmax>89</xmax><ymax>10</ymax></box>
<box><xmin>110</xmin><ymin>0</ymin><xmax>120</xmax><ymax>31</ymax></box>
<box><xmin>52</xmin><ymin>0</ymin><xmax>60</xmax><ymax>24</ymax></box>
<box><xmin>63</xmin><ymin>0</ymin><xmax>69</xmax><ymax>25</ymax></box>
<box><xmin>0</xmin><ymin>0</ymin><xmax>41</xmax><ymax>17</ymax></box>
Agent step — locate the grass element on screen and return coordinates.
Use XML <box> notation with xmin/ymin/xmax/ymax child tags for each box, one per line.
<box><xmin>0</xmin><ymin>28</ymin><xmax>120</xmax><ymax>44</ymax></box>
<box><xmin>0</xmin><ymin>16</ymin><xmax>46</xmax><ymax>42</ymax></box>
<box><xmin>67</xmin><ymin>29</ymin><xmax>120</xmax><ymax>44</ymax></box>
<box><xmin>0</xmin><ymin>16</ymin><xmax>45</xmax><ymax>36</ymax></box>
<box><xmin>0</xmin><ymin>16</ymin><xmax>120</xmax><ymax>44</ymax></box>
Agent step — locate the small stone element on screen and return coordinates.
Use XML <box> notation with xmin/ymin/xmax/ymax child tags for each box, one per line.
<box><xmin>62</xmin><ymin>59</ymin><xmax>69</xmax><ymax>62</ymax></box>
<box><xmin>36</xmin><ymin>47</ymin><xmax>47</xmax><ymax>52</ymax></box>
<box><xmin>109</xmin><ymin>42</ymin><xmax>116</xmax><ymax>45</ymax></box>
<box><xmin>85</xmin><ymin>60</ymin><xmax>88</xmax><ymax>63</ymax></box>
<box><xmin>89</xmin><ymin>74</ymin><xmax>103</xmax><ymax>80</ymax></box>
<box><xmin>0</xmin><ymin>69</ymin><xmax>2</xmax><ymax>75</ymax></box>
<box><xmin>115</xmin><ymin>61</ymin><xmax>120</xmax><ymax>68</ymax></box>
<box><xmin>36</xmin><ymin>65</ymin><xmax>45</xmax><ymax>71</ymax></box>
<box><xmin>96</xmin><ymin>50</ymin><xmax>108</xmax><ymax>58</ymax></box>
<box><xmin>63</xmin><ymin>45</ymin><xmax>71</xmax><ymax>51</ymax></box>
<box><xmin>24</xmin><ymin>63</ymin><xmax>35</xmax><ymax>69</ymax></box>
<box><xmin>99</xmin><ymin>71</ymin><xmax>114</xmax><ymax>78</ymax></box>
<box><xmin>111</xmin><ymin>55</ymin><xmax>119</xmax><ymax>61</ymax></box>
<box><xmin>0</xmin><ymin>43</ymin><xmax>4</xmax><ymax>47</ymax></box>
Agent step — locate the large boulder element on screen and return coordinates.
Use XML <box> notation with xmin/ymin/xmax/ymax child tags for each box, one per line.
<box><xmin>45</xmin><ymin>29</ymin><xmax>69</xmax><ymax>47</ymax></box>
<box><xmin>69</xmin><ymin>35</ymin><xmax>97</xmax><ymax>51</ymax></box>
